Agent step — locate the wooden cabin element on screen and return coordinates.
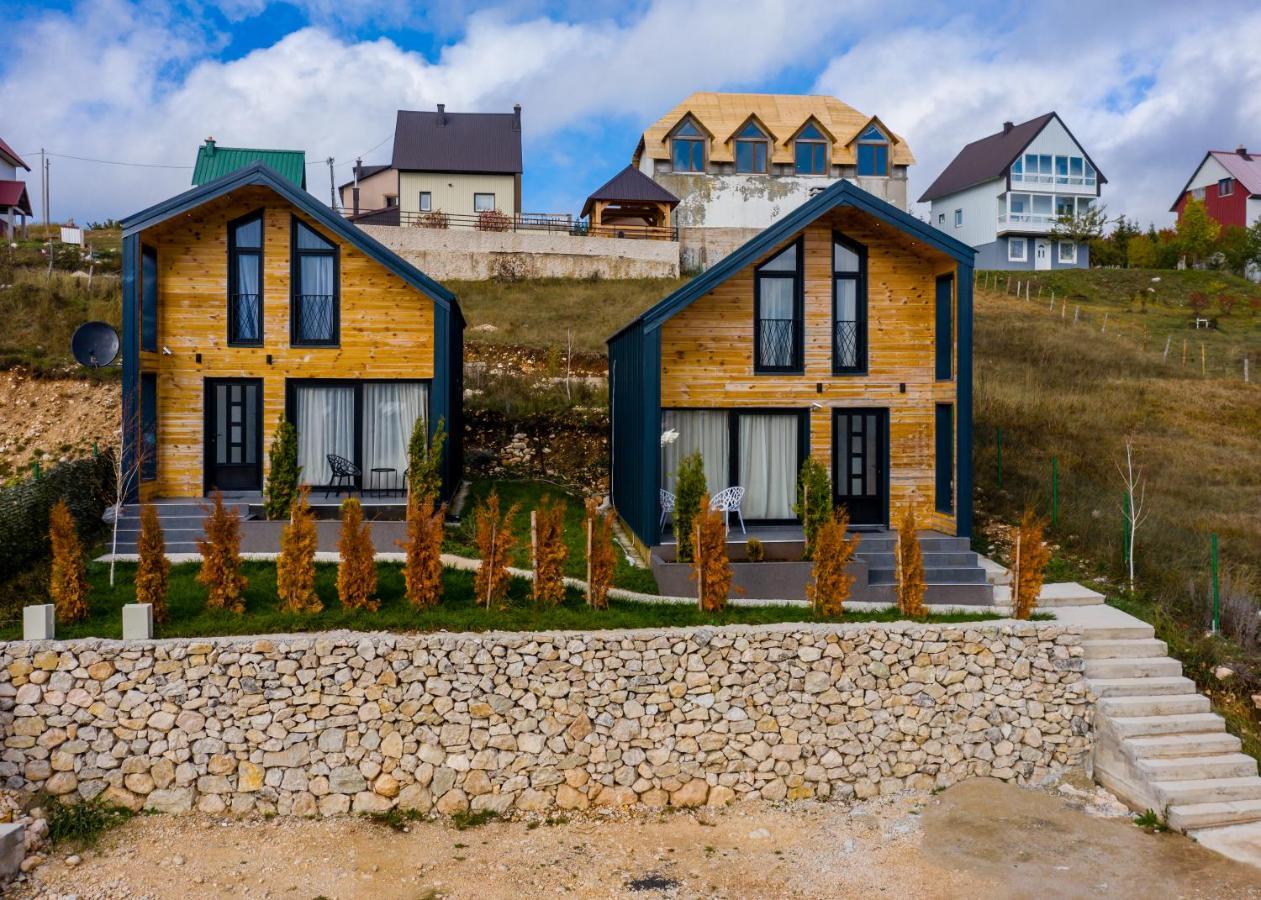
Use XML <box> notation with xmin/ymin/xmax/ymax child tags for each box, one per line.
<box><xmin>608</xmin><ymin>180</ymin><xmax>975</xmax><ymax>553</ymax></box>
<box><xmin>119</xmin><ymin>163</ymin><xmax>464</xmax><ymax>504</ymax></box>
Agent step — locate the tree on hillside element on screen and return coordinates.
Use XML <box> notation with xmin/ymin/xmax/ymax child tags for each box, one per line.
<box><xmin>1176</xmin><ymin>198</ymin><xmax>1221</xmax><ymax>266</ymax></box>
<box><xmin>1126</xmin><ymin>233</ymin><xmax>1158</xmax><ymax>269</ymax></box>
<box><xmin>1050</xmin><ymin>203</ymin><xmax>1109</xmax><ymax>245</ymax></box>
<box><xmin>1089</xmin><ymin>215</ymin><xmax>1140</xmax><ymax>268</ymax></box>
<box><xmin>1218</xmin><ymin>219</ymin><xmax>1261</xmax><ymax>276</ymax></box>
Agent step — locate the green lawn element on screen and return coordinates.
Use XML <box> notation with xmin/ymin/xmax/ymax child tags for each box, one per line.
<box><xmin>0</xmin><ymin>560</ymin><xmax>1009</xmax><ymax>641</ymax></box>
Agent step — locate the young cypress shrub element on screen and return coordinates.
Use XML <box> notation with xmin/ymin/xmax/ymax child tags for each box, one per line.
<box><xmin>49</xmin><ymin>499</ymin><xmax>89</xmax><ymax>623</ymax></box>
<box><xmin>337</xmin><ymin>497</ymin><xmax>378</xmax><ymax>612</ymax></box>
<box><xmin>474</xmin><ymin>491</ymin><xmax>520</xmax><ymax>609</ymax></box>
<box><xmin>134</xmin><ymin>503</ymin><xmax>170</xmax><ymax>624</ymax></box>
<box><xmin>264</xmin><ymin>417</ymin><xmax>300</xmax><ymax>520</ymax></box>
<box><xmin>793</xmin><ymin>457</ymin><xmax>832</xmax><ymax>559</ymax></box>
<box><xmin>197</xmin><ymin>491</ymin><xmax>247</xmax><ymax>614</ymax></box>
<box><xmin>277</xmin><ymin>487</ymin><xmax>321</xmax><ymax>614</ymax></box>
<box><xmin>806</xmin><ymin>507</ymin><xmax>860</xmax><ymax>618</ymax></box>
<box><xmin>692</xmin><ymin>497</ymin><xmax>731</xmax><ymax>613</ymax></box>
<box><xmin>673</xmin><ymin>452</ymin><xmax>706</xmax><ymax>563</ymax></box>
<box><xmin>1012</xmin><ymin>509</ymin><xmax>1052</xmax><ymax>620</ymax></box>
<box><xmin>531</xmin><ymin>495</ymin><xmax>568</xmax><ymax>606</ymax></box>
<box><xmin>584</xmin><ymin>498</ymin><xmax>614</xmax><ymax>610</ymax></box>
<box><xmin>400</xmin><ymin>493</ymin><xmax>446</xmax><ymax>609</ymax></box>
<box><xmin>896</xmin><ymin>504</ymin><xmax>928</xmax><ymax>619</ymax></box>
<box><xmin>408</xmin><ymin>417</ymin><xmax>447</xmax><ymax>502</ymax></box>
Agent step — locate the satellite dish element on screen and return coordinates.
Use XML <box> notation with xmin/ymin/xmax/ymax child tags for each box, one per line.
<box><xmin>71</xmin><ymin>321</ymin><xmax>120</xmax><ymax>368</ymax></box>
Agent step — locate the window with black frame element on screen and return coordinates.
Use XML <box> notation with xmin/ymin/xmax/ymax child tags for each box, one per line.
<box><xmin>832</xmin><ymin>232</ymin><xmax>867</xmax><ymax>374</ymax></box>
<box><xmin>754</xmin><ymin>240</ymin><xmax>801</xmax><ymax>373</ymax></box>
<box><xmin>227</xmin><ymin>211</ymin><xmax>263</xmax><ymax>345</ymax></box>
<box><xmin>735</xmin><ymin>121</ymin><xmax>770</xmax><ymax>174</ymax></box>
<box><xmin>291</xmin><ymin>218</ymin><xmax>338</xmax><ymax>346</ymax></box>
<box><xmin>794</xmin><ymin>122</ymin><xmax>828</xmax><ymax>175</ymax></box>
<box><xmin>671</xmin><ymin>119</ymin><xmax>706</xmax><ymax>173</ymax></box>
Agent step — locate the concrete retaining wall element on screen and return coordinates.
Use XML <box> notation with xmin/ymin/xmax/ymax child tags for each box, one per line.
<box><xmin>357</xmin><ymin>225</ymin><xmax>679</xmax><ymax>280</ymax></box>
<box><xmin>0</xmin><ymin>622</ymin><xmax>1091</xmax><ymax>817</ymax></box>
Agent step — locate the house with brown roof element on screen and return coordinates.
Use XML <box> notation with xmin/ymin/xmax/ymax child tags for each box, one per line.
<box><xmin>919</xmin><ymin>112</ymin><xmax>1105</xmax><ymax>271</ymax></box>
<box><xmin>0</xmin><ymin>137</ymin><xmax>32</xmax><ymax>238</ymax></box>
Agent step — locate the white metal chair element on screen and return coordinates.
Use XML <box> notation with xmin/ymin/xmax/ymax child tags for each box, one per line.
<box><xmin>659</xmin><ymin>489</ymin><xmax>676</xmax><ymax>530</ymax></box>
<box><xmin>709</xmin><ymin>486</ymin><xmax>746</xmax><ymax>534</ymax></box>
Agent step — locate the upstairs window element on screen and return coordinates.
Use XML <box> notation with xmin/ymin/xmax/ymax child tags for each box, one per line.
<box><xmin>856</xmin><ymin>124</ymin><xmax>890</xmax><ymax>176</ymax></box>
<box><xmin>954</xmin><ymin>208</ymin><xmax>963</xmax><ymax>227</ymax></box>
<box><xmin>735</xmin><ymin>121</ymin><xmax>770</xmax><ymax>174</ymax></box>
<box><xmin>794</xmin><ymin>122</ymin><xmax>828</xmax><ymax>175</ymax></box>
<box><xmin>754</xmin><ymin>239</ymin><xmax>802</xmax><ymax>373</ymax></box>
<box><xmin>670</xmin><ymin>119</ymin><xmax>706</xmax><ymax>173</ymax></box>
<box><xmin>1084</xmin><ymin>160</ymin><xmax>1096</xmax><ymax>184</ymax></box>
<box><xmin>291</xmin><ymin>218</ymin><xmax>338</xmax><ymax>346</ymax></box>
<box><xmin>227</xmin><ymin>211</ymin><xmax>263</xmax><ymax>346</ymax></box>
<box><xmin>141</xmin><ymin>244</ymin><xmax>158</xmax><ymax>352</ymax></box>
<box><xmin>1055</xmin><ymin>195</ymin><xmax>1075</xmax><ymax>218</ymax></box>
<box><xmin>1219</xmin><ymin>177</ymin><xmax>1234</xmax><ymax>196</ymax></box>
<box><xmin>832</xmin><ymin>233</ymin><xmax>867</xmax><ymax>374</ymax></box>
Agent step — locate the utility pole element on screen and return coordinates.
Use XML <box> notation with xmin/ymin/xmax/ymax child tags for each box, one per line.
<box><xmin>40</xmin><ymin>148</ymin><xmax>49</xmax><ymax>230</ymax></box>
<box><xmin>327</xmin><ymin>157</ymin><xmax>337</xmax><ymax>211</ymax></box>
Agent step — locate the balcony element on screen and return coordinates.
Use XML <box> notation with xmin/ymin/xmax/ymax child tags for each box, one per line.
<box><xmin>1009</xmin><ymin>172</ymin><xmax>1097</xmax><ymax>192</ymax></box>
<box><xmin>996</xmin><ymin>212</ymin><xmax>1059</xmax><ymax>234</ymax></box>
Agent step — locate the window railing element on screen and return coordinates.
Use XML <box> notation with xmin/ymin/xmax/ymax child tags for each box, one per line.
<box><xmin>834</xmin><ymin>320</ymin><xmax>860</xmax><ymax>370</ymax></box>
<box><xmin>229</xmin><ymin>293</ymin><xmax>261</xmax><ymax>344</ymax></box>
<box><xmin>1011</xmin><ymin>172</ymin><xmax>1096</xmax><ymax>188</ymax></box>
<box><xmin>756</xmin><ymin>318</ymin><xmax>796</xmax><ymax>369</ymax></box>
<box><xmin>294</xmin><ymin>294</ymin><xmax>335</xmax><ymax>344</ymax></box>
<box><xmin>997</xmin><ymin>212</ymin><xmax>1058</xmax><ymax>229</ymax></box>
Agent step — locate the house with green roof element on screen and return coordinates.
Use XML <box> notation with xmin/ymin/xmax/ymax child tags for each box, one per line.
<box><xmin>192</xmin><ymin>138</ymin><xmax>307</xmax><ymax>189</ymax></box>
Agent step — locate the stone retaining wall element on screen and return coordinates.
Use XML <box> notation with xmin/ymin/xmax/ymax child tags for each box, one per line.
<box><xmin>0</xmin><ymin>622</ymin><xmax>1092</xmax><ymax>817</ymax></box>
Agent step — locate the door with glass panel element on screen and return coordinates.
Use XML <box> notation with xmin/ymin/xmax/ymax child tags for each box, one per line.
<box><xmin>204</xmin><ymin>379</ymin><xmax>263</xmax><ymax>493</ymax></box>
<box><xmin>832</xmin><ymin>408</ymin><xmax>887</xmax><ymax>527</ymax></box>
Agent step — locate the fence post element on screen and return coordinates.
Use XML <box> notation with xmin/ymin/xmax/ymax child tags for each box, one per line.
<box><xmin>1211</xmin><ymin>533</ymin><xmax>1220</xmax><ymax>636</ymax></box>
<box><xmin>996</xmin><ymin>428</ymin><xmax>1003</xmax><ymax>491</ymax></box>
<box><xmin>33</xmin><ymin>461</ymin><xmax>40</xmax><ymax>481</ymax></box>
<box><xmin>1246</xmin><ymin>357</ymin><xmax>1251</xmax><ymax>383</ymax></box>
<box><xmin>1162</xmin><ymin>335</ymin><xmax>1171</xmax><ymax>364</ymax></box>
<box><xmin>1051</xmin><ymin>457</ymin><xmax>1059</xmax><ymax>529</ymax></box>
<box><xmin>92</xmin><ymin>440</ymin><xmax>99</xmax><ymax>458</ymax></box>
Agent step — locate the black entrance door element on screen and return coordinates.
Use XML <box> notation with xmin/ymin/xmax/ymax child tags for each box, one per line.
<box><xmin>832</xmin><ymin>408</ymin><xmax>888</xmax><ymax>527</ymax></box>
<box><xmin>204</xmin><ymin>379</ymin><xmax>263</xmax><ymax>493</ymax></box>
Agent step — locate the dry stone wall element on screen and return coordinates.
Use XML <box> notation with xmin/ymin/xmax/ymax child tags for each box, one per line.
<box><xmin>0</xmin><ymin>622</ymin><xmax>1092</xmax><ymax>817</ymax></box>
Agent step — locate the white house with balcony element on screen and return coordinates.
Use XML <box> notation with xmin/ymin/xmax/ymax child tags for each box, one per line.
<box><xmin>919</xmin><ymin>112</ymin><xmax>1105</xmax><ymax>270</ymax></box>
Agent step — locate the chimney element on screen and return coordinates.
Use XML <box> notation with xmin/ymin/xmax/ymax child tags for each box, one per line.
<box><xmin>1237</xmin><ymin>144</ymin><xmax>1249</xmax><ymax>158</ymax></box>
<box><xmin>205</xmin><ymin>136</ymin><xmax>216</xmax><ymax>155</ymax></box>
<box><xmin>437</xmin><ymin>103</ymin><xmax>446</xmax><ymax>126</ymax></box>
<box><xmin>1002</xmin><ymin>121</ymin><xmax>1013</xmax><ymax>135</ymax></box>
<box><xmin>513</xmin><ymin>104</ymin><xmax>521</xmax><ymax>131</ymax></box>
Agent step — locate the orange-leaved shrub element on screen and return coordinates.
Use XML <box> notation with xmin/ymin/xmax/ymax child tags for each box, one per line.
<box><xmin>896</xmin><ymin>504</ymin><xmax>927</xmax><ymax>619</ymax></box>
<box><xmin>1012</xmin><ymin>508</ymin><xmax>1051</xmax><ymax>620</ymax></box>
<box><xmin>197</xmin><ymin>490</ymin><xmax>247</xmax><ymax>614</ymax></box>
<box><xmin>806</xmin><ymin>507</ymin><xmax>860</xmax><ymax>617</ymax></box>
<box><xmin>277</xmin><ymin>487</ymin><xmax>321</xmax><ymax>614</ymax></box>
<box><xmin>584</xmin><ymin>498</ymin><xmax>614</xmax><ymax>610</ymax></box>
<box><xmin>400</xmin><ymin>493</ymin><xmax>446</xmax><ymax>608</ymax></box>
<box><xmin>135</xmin><ymin>503</ymin><xmax>170</xmax><ymax>624</ymax></box>
<box><xmin>474</xmin><ymin>490</ymin><xmax>520</xmax><ymax>608</ymax></box>
<box><xmin>49</xmin><ymin>499</ymin><xmax>89</xmax><ymax>623</ymax></box>
<box><xmin>532</xmin><ymin>495</ymin><xmax>568</xmax><ymax>606</ymax></box>
<box><xmin>338</xmin><ymin>497</ymin><xmax>378</xmax><ymax>612</ymax></box>
<box><xmin>691</xmin><ymin>495</ymin><xmax>731</xmax><ymax>612</ymax></box>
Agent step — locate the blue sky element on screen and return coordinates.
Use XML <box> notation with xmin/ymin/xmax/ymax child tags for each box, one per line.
<box><xmin>2</xmin><ymin>0</ymin><xmax>1259</xmax><ymax>227</ymax></box>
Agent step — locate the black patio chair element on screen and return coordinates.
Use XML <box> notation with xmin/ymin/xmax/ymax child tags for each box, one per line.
<box><xmin>325</xmin><ymin>454</ymin><xmax>361</xmax><ymax>498</ymax></box>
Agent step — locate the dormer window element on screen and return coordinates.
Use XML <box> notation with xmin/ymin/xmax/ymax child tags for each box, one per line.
<box><xmin>856</xmin><ymin>124</ymin><xmax>890</xmax><ymax>176</ymax></box>
<box><xmin>670</xmin><ymin>119</ymin><xmax>706</xmax><ymax>173</ymax></box>
<box><xmin>734</xmin><ymin>121</ymin><xmax>770</xmax><ymax>174</ymax></box>
<box><xmin>794</xmin><ymin>122</ymin><xmax>828</xmax><ymax>175</ymax></box>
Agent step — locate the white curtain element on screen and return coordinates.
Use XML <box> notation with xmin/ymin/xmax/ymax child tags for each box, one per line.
<box><xmin>661</xmin><ymin>410</ymin><xmax>729</xmax><ymax>497</ymax></box>
<box><xmin>295</xmin><ymin>385</ymin><xmax>355</xmax><ymax>485</ymax></box>
<box><xmin>363</xmin><ymin>382</ymin><xmax>427</xmax><ymax>477</ymax></box>
<box><xmin>739</xmin><ymin>414</ymin><xmax>798</xmax><ymax>519</ymax></box>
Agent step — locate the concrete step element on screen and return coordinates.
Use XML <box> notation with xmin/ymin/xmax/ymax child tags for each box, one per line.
<box><xmin>1085</xmin><ymin>656</ymin><xmax>1182</xmax><ymax>679</ymax></box>
<box><xmin>1140</xmin><ymin>753</ymin><xmax>1258</xmax><ymax>782</ymax></box>
<box><xmin>1108</xmin><ymin>713</ymin><xmax>1226</xmax><ymax>739</ymax></box>
<box><xmin>1036</xmin><ymin>582</ymin><xmax>1106</xmax><ymax>608</ymax></box>
<box><xmin>867</xmin><ymin>567</ymin><xmax>988</xmax><ymax>585</ymax></box>
<box><xmin>859</xmin><ymin>583</ymin><xmax>996</xmax><ymax>607</ymax></box>
<box><xmin>856</xmin><ymin>551</ymin><xmax>979</xmax><ymax>568</ymax></box>
<box><xmin>857</xmin><ymin>536</ymin><xmax>971</xmax><ymax>554</ymax></box>
<box><xmin>1156</xmin><ymin>776</ymin><xmax>1261</xmax><ymax>807</ymax></box>
<box><xmin>1088</xmin><ymin>676</ymin><xmax>1196</xmax><ymax>698</ymax></box>
<box><xmin>1125</xmin><ymin>732</ymin><xmax>1242</xmax><ymax>759</ymax></box>
<box><xmin>1168</xmin><ymin>799</ymin><xmax>1261</xmax><ymax>831</ymax></box>
<box><xmin>1082</xmin><ymin>638</ymin><xmax>1168</xmax><ymax>660</ymax></box>
<box><xmin>1099</xmin><ymin>695</ymin><xmax>1210</xmax><ymax>718</ymax></box>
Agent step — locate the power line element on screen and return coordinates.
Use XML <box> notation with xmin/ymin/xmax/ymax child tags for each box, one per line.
<box><xmin>20</xmin><ymin>151</ymin><xmax>193</xmax><ymax>170</ymax></box>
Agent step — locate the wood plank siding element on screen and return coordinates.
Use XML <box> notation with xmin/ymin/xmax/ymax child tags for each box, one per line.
<box><xmin>136</xmin><ymin>185</ymin><xmax>437</xmax><ymax>498</ymax></box>
<box><xmin>659</xmin><ymin>206</ymin><xmax>958</xmax><ymax>532</ymax></box>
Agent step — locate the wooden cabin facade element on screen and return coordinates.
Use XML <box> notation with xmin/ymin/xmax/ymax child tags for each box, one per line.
<box><xmin>119</xmin><ymin>164</ymin><xmax>463</xmax><ymax>503</ymax></box>
<box><xmin>609</xmin><ymin>180</ymin><xmax>974</xmax><ymax>551</ymax></box>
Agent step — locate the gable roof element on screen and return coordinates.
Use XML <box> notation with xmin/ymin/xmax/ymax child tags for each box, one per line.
<box><xmin>392</xmin><ymin>108</ymin><xmax>522</xmax><ymax>174</ymax></box>
<box><xmin>1170</xmin><ymin>149</ymin><xmax>1261</xmax><ymax>210</ymax></box>
<box><xmin>123</xmin><ymin>163</ymin><xmax>457</xmax><ymax>313</ymax></box>
<box><xmin>609</xmin><ymin>179</ymin><xmax>974</xmax><ymax>343</ymax></box>
<box><xmin>0</xmin><ymin>181</ymin><xmax>32</xmax><ymax>215</ymax></box>
<box><xmin>634</xmin><ymin>92</ymin><xmax>915</xmax><ymax>169</ymax></box>
<box><xmin>0</xmin><ymin>138</ymin><xmax>30</xmax><ymax>172</ymax></box>
<box><xmin>581</xmin><ymin>166</ymin><xmax>679</xmax><ymax>217</ymax></box>
<box><xmin>918</xmin><ymin>112</ymin><xmax>1106</xmax><ymax>203</ymax></box>
<box><xmin>192</xmin><ymin>141</ymin><xmax>307</xmax><ymax>188</ymax></box>
<box><xmin>337</xmin><ymin>163</ymin><xmax>392</xmax><ymax>192</ymax></box>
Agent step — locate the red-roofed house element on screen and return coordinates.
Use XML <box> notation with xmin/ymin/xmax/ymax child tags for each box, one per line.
<box><xmin>1171</xmin><ymin>146</ymin><xmax>1261</xmax><ymax>230</ymax></box>
<box><xmin>0</xmin><ymin>137</ymin><xmax>32</xmax><ymax>238</ymax></box>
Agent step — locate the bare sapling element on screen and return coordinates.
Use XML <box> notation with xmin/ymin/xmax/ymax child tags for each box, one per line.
<box><xmin>1115</xmin><ymin>437</ymin><xmax>1149</xmax><ymax>592</ymax></box>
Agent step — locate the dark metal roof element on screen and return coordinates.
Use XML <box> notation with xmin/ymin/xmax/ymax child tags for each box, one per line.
<box><xmin>191</xmin><ymin>142</ymin><xmax>307</xmax><ymax>188</ymax></box>
<box><xmin>918</xmin><ymin>112</ymin><xmax>1106</xmax><ymax>203</ymax></box>
<box><xmin>0</xmin><ymin>181</ymin><xmax>32</xmax><ymax>214</ymax></box>
<box><xmin>581</xmin><ymin>166</ymin><xmax>679</xmax><ymax>218</ymax></box>
<box><xmin>391</xmin><ymin>108</ymin><xmax>522</xmax><ymax>174</ymax></box>
<box><xmin>0</xmin><ymin>138</ymin><xmax>30</xmax><ymax>172</ymax></box>
<box><xmin>337</xmin><ymin>163</ymin><xmax>392</xmax><ymax>191</ymax></box>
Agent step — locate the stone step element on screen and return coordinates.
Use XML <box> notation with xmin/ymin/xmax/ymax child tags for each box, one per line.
<box><xmin>1140</xmin><ymin>753</ymin><xmax>1258</xmax><ymax>782</ymax></box>
<box><xmin>1036</xmin><ymin>582</ymin><xmax>1106</xmax><ymax>607</ymax></box>
<box><xmin>1126</xmin><ymin>732</ymin><xmax>1243</xmax><ymax>759</ymax></box>
<box><xmin>1085</xmin><ymin>656</ymin><xmax>1182</xmax><ymax>679</ymax></box>
<box><xmin>1088</xmin><ymin>676</ymin><xmax>1196</xmax><ymax>698</ymax></box>
<box><xmin>1156</xmin><ymin>777</ymin><xmax>1261</xmax><ymax>807</ymax></box>
<box><xmin>1167</xmin><ymin>799</ymin><xmax>1261</xmax><ymax>832</ymax></box>
<box><xmin>1108</xmin><ymin>713</ymin><xmax>1226</xmax><ymax>739</ymax></box>
<box><xmin>1082</xmin><ymin>638</ymin><xmax>1168</xmax><ymax>660</ymax></box>
<box><xmin>1099</xmin><ymin>694</ymin><xmax>1210</xmax><ymax>718</ymax></box>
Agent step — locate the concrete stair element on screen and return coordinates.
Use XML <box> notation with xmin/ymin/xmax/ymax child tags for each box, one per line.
<box><xmin>110</xmin><ymin>499</ymin><xmax>254</xmax><ymax>555</ymax></box>
<box><xmin>856</xmin><ymin>533</ymin><xmax>992</xmax><ymax>605</ymax></box>
<box><xmin>1053</xmin><ymin>603</ymin><xmax>1261</xmax><ymax>865</ymax></box>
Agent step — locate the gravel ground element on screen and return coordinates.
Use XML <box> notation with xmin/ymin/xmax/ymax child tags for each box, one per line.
<box><xmin>10</xmin><ymin>777</ymin><xmax>1261</xmax><ymax>899</ymax></box>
